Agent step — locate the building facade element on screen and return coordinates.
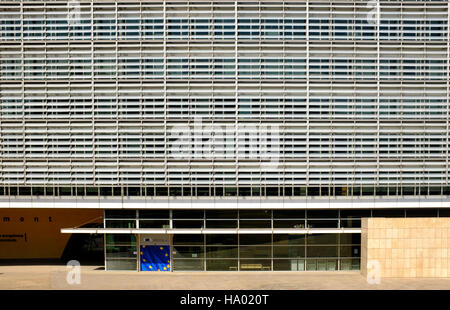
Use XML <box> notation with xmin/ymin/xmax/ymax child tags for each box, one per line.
<box><xmin>0</xmin><ymin>0</ymin><xmax>449</xmax><ymax>271</ymax></box>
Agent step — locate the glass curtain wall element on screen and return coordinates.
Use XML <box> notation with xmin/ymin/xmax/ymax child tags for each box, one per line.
<box><xmin>105</xmin><ymin>234</ymin><xmax>137</xmax><ymax>271</ymax></box>
<box><xmin>172</xmin><ymin>233</ymin><xmax>361</xmax><ymax>271</ymax></box>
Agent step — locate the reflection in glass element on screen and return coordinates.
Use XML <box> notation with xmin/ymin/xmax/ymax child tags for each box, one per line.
<box><xmin>239</xmin><ymin>234</ymin><xmax>271</xmax><ymax>245</ymax></box>
<box><xmin>306</xmin><ymin>246</ymin><xmax>338</xmax><ymax>258</ymax></box>
<box><xmin>273</xmin><ymin>259</ymin><xmax>305</xmax><ymax>271</ymax></box>
<box><xmin>206</xmin><ymin>234</ymin><xmax>237</xmax><ymax>245</ymax></box>
<box><xmin>205</xmin><ymin>220</ymin><xmax>237</xmax><ymax>228</ymax></box>
<box><xmin>307</xmin><ymin>219</ymin><xmax>339</xmax><ymax>228</ymax></box>
<box><xmin>106</xmin><ymin>259</ymin><xmax>137</xmax><ymax>271</ymax></box>
<box><xmin>273</xmin><ymin>246</ymin><xmax>305</xmax><ymax>258</ymax></box>
<box><xmin>105</xmin><ymin>234</ymin><xmax>136</xmax><ymax>246</ymax></box>
<box><xmin>340</xmin><ymin>246</ymin><xmax>360</xmax><ymax>258</ymax></box>
<box><xmin>173</xmin><ymin>234</ymin><xmax>204</xmax><ymax>245</ymax></box>
<box><xmin>105</xmin><ymin>219</ymin><xmax>136</xmax><ymax>228</ymax></box>
<box><xmin>205</xmin><ymin>246</ymin><xmax>238</xmax><ymax>258</ymax></box>
<box><xmin>105</xmin><ymin>245</ymin><xmax>137</xmax><ymax>258</ymax></box>
<box><xmin>239</xmin><ymin>220</ymin><xmax>271</xmax><ymax>228</ymax></box>
<box><xmin>173</xmin><ymin>259</ymin><xmax>204</xmax><ymax>271</ymax></box>
<box><xmin>139</xmin><ymin>220</ymin><xmax>170</xmax><ymax>228</ymax></box>
<box><xmin>273</xmin><ymin>220</ymin><xmax>305</xmax><ymax>228</ymax></box>
<box><xmin>273</xmin><ymin>234</ymin><xmax>306</xmax><ymax>245</ymax></box>
<box><xmin>306</xmin><ymin>234</ymin><xmax>338</xmax><ymax>245</ymax></box>
<box><xmin>173</xmin><ymin>246</ymin><xmax>204</xmax><ymax>259</ymax></box>
<box><xmin>239</xmin><ymin>246</ymin><xmax>271</xmax><ymax>258</ymax></box>
<box><xmin>206</xmin><ymin>259</ymin><xmax>238</xmax><ymax>271</ymax></box>
<box><xmin>172</xmin><ymin>220</ymin><xmax>204</xmax><ymax>228</ymax></box>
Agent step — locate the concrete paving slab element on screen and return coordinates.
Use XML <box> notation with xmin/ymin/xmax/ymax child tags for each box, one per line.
<box><xmin>0</xmin><ymin>265</ymin><xmax>450</xmax><ymax>290</ymax></box>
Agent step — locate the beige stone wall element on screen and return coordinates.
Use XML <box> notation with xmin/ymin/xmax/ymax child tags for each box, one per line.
<box><xmin>361</xmin><ymin>218</ymin><xmax>450</xmax><ymax>278</ymax></box>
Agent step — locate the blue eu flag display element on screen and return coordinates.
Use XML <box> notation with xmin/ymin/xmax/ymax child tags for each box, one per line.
<box><xmin>140</xmin><ymin>245</ymin><xmax>171</xmax><ymax>271</ymax></box>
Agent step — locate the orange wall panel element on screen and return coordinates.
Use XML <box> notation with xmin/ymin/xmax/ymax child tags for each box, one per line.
<box><xmin>0</xmin><ymin>209</ymin><xmax>103</xmax><ymax>259</ymax></box>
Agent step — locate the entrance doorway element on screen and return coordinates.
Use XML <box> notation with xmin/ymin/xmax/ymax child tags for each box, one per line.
<box><xmin>140</xmin><ymin>245</ymin><xmax>171</xmax><ymax>271</ymax></box>
<box><xmin>139</xmin><ymin>234</ymin><xmax>171</xmax><ymax>271</ymax></box>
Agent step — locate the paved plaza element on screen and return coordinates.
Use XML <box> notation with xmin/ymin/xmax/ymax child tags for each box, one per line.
<box><xmin>0</xmin><ymin>265</ymin><xmax>450</xmax><ymax>290</ymax></box>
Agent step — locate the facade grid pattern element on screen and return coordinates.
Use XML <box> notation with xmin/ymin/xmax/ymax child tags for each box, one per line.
<box><xmin>0</xmin><ymin>0</ymin><xmax>449</xmax><ymax>193</ymax></box>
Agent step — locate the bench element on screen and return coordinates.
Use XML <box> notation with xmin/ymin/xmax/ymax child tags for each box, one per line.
<box><xmin>240</xmin><ymin>264</ymin><xmax>263</xmax><ymax>270</ymax></box>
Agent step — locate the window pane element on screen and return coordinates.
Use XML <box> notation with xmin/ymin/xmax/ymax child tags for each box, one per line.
<box><xmin>106</xmin><ymin>259</ymin><xmax>137</xmax><ymax>271</ymax></box>
<box><xmin>239</xmin><ymin>234</ymin><xmax>271</xmax><ymax>245</ymax></box>
<box><xmin>105</xmin><ymin>234</ymin><xmax>136</xmax><ymax>246</ymax></box>
<box><xmin>105</xmin><ymin>210</ymin><xmax>136</xmax><ymax>219</ymax></box>
<box><xmin>206</xmin><ymin>259</ymin><xmax>238</xmax><ymax>271</ymax></box>
<box><xmin>173</xmin><ymin>259</ymin><xmax>204</xmax><ymax>271</ymax></box>
<box><xmin>307</xmin><ymin>234</ymin><xmax>338</xmax><ymax>245</ymax></box>
<box><xmin>173</xmin><ymin>234</ymin><xmax>204</xmax><ymax>245</ymax></box>
<box><xmin>139</xmin><ymin>220</ymin><xmax>170</xmax><ymax>228</ymax></box>
<box><xmin>273</xmin><ymin>219</ymin><xmax>305</xmax><ymax>228</ymax></box>
<box><xmin>239</xmin><ymin>220</ymin><xmax>271</xmax><ymax>228</ymax></box>
<box><xmin>239</xmin><ymin>246</ymin><xmax>271</xmax><ymax>258</ymax></box>
<box><xmin>273</xmin><ymin>246</ymin><xmax>305</xmax><ymax>258</ymax></box>
<box><xmin>205</xmin><ymin>220</ymin><xmax>237</xmax><ymax>228</ymax></box>
<box><xmin>138</xmin><ymin>210</ymin><xmax>169</xmax><ymax>219</ymax></box>
<box><xmin>306</xmin><ymin>246</ymin><xmax>338</xmax><ymax>258</ymax></box>
<box><xmin>273</xmin><ymin>259</ymin><xmax>305</xmax><ymax>271</ymax></box>
<box><xmin>173</xmin><ymin>246</ymin><xmax>204</xmax><ymax>259</ymax></box>
<box><xmin>205</xmin><ymin>246</ymin><xmax>238</xmax><ymax>258</ymax></box>
<box><xmin>273</xmin><ymin>234</ymin><xmax>305</xmax><ymax>245</ymax></box>
<box><xmin>206</xmin><ymin>234</ymin><xmax>237</xmax><ymax>245</ymax></box>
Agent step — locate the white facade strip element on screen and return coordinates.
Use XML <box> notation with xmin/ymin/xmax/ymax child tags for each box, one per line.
<box><xmin>61</xmin><ymin>227</ymin><xmax>361</xmax><ymax>234</ymax></box>
<box><xmin>2</xmin><ymin>197</ymin><xmax>450</xmax><ymax>209</ymax></box>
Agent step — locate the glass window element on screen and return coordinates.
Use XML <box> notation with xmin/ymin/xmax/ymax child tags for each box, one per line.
<box><xmin>173</xmin><ymin>220</ymin><xmax>204</xmax><ymax>228</ymax></box>
<box><xmin>206</xmin><ymin>259</ymin><xmax>238</xmax><ymax>271</ymax></box>
<box><xmin>205</xmin><ymin>220</ymin><xmax>237</xmax><ymax>228</ymax></box>
<box><xmin>340</xmin><ymin>245</ymin><xmax>360</xmax><ymax>258</ymax></box>
<box><xmin>273</xmin><ymin>210</ymin><xmax>305</xmax><ymax>218</ymax></box>
<box><xmin>173</xmin><ymin>210</ymin><xmax>204</xmax><ymax>219</ymax></box>
<box><xmin>405</xmin><ymin>208</ymin><xmax>438</xmax><ymax>217</ymax></box>
<box><xmin>138</xmin><ymin>210</ymin><xmax>169</xmax><ymax>219</ymax></box>
<box><xmin>205</xmin><ymin>210</ymin><xmax>238</xmax><ymax>219</ymax></box>
<box><xmin>106</xmin><ymin>245</ymin><xmax>136</xmax><ymax>258</ymax></box>
<box><xmin>173</xmin><ymin>259</ymin><xmax>204</xmax><ymax>271</ymax></box>
<box><xmin>306</xmin><ymin>246</ymin><xmax>338</xmax><ymax>258</ymax></box>
<box><xmin>273</xmin><ymin>259</ymin><xmax>305</xmax><ymax>271</ymax></box>
<box><xmin>206</xmin><ymin>234</ymin><xmax>237</xmax><ymax>245</ymax></box>
<box><xmin>139</xmin><ymin>220</ymin><xmax>170</xmax><ymax>228</ymax></box>
<box><xmin>205</xmin><ymin>246</ymin><xmax>238</xmax><ymax>258</ymax></box>
<box><xmin>273</xmin><ymin>219</ymin><xmax>305</xmax><ymax>229</ymax></box>
<box><xmin>105</xmin><ymin>234</ymin><xmax>136</xmax><ymax>246</ymax></box>
<box><xmin>239</xmin><ymin>234</ymin><xmax>271</xmax><ymax>245</ymax></box>
<box><xmin>273</xmin><ymin>234</ymin><xmax>305</xmax><ymax>245</ymax></box>
<box><xmin>105</xmin><ymin>210</ymin><xmax>136</xmax><ymax>219</ymax></box>
<box><xmin>372</xmin><ymin>209</ymin><xmax>405</xmax><ymax>217</ymax></box>
<box><xmin>105</xmin><ymin>220</ymin><xmax>136</xmax><ymax>228</ymax></box>
<box><xmin>273</xmin><ymin>246</ymin><xmax>305</xmax><ymax>258</ymax></box>
<box><xmin>173</xmin><ymin>246</ymin><xmax>204</xmax><ymax>259</ymax></box>
<box><xmin>239</xmin><ymin>220</ymin><xmax>271</xmax><ymax>229</ymax></box>
<box><xmin>173</xmin><ymin>234</ymin><xmax>204</xmax><ymax>245</ymax></box>
<box><xmin>307</xmin><ymin>234</ymin><xmax>338</xmax><ymax>245</ymax></box>
<box><xmin>239</xmin><ymin>246</ymin><xmax>271</xmax><ymax>258</ymax></box>
<box><xmin>106</xmin><ymin>259</ymin><xmax>137</xmax><ymax>271</ymax></box>
<box><xmin>239</xmin><ymin>210</ymin><xmax>271</xmax><ymax>219</ymax></box>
